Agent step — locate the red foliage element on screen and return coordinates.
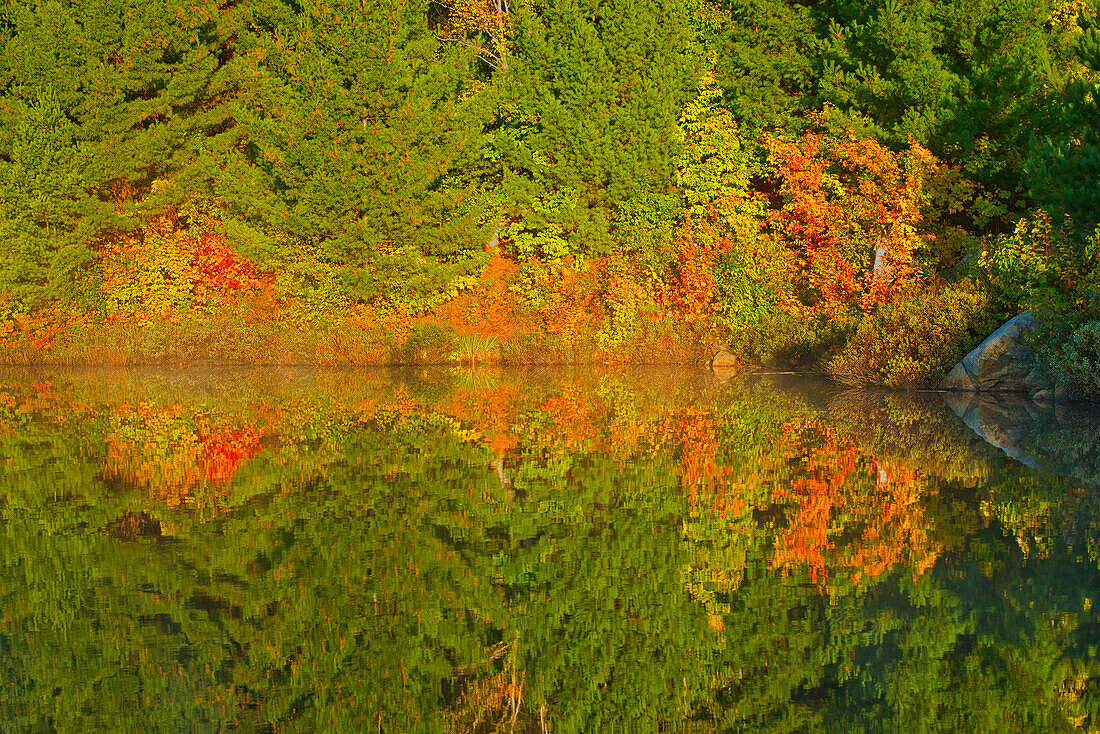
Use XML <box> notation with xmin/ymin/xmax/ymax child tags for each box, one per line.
<box><xmin>767</xmin><ymin>123</ymin><xmax>938</xmax><ymax>315</ymax></box>
<box><xmin>190</xmin><ymin>234</ymin><xmax>262</xmax><ymax>304</ymax></box>
<box><xmin>660</xmin><ymin>216</ymin><xmax>727</xmax><ymax>324</ymax></box>
<box><xmin>198</xmin><ymin>427</ymin><xmax>264</xmax><ymax>486</ymax></box>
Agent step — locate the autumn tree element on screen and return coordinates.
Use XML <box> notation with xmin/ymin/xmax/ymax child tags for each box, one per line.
<box><xmin>433</xmin><ymin>0</ymin><xmax>515</xmax><ymax>71</ymax></box>
<box><xmin>766</xmin><ymin>121</ymin><xmax>941</xmax><ymax>315</ymax></box>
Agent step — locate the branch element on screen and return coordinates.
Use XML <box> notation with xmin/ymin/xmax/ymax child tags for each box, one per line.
<box><xmin>437</xmin><ymin>36</ymin><xmax>502</xmax><ymax>69</ymax></box>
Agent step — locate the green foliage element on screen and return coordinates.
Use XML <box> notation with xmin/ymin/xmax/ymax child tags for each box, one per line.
<box><xmin>231</xmin><ymin>0</ymin><xmax>491</xmax><ymax>306</ymax></box>
<box><xmin>451</xmin><ymin>332</ymin><xmax>500</xmax><ymax>364</ymax></box>
<box><xmin>391</xmin><ymin>322</ymin><xmax>459</xmax><ymax>364</ymax></box>
<box><xmin>814</xmin><ymin>0</ymin><xmax>1088</xmax><ymax>230</ymax></box>
<box><xmin>499</xmin><ymin>0</ymin><xmax>697</xmax><ymax>253</ymax></box>
<box><xmin>728</xmin><ymin>308</ymin><xmax>860</xmax><ymax>368</ymax></box>
<box><xmin>675</xmin><ymin>57</ymin><xmax>758</xmax><ymax>211</ymax></box>
<box><xmin>707</xmin><ymin>0</ymin><xmax>819</xmax><ymax>134</ymax></box>
<box><xmin>816</xmin><ymin>0</ymin><xmax>1071</xmax><ymax>145</ymax></box>
<box><xmin>0</xmin><ymin>95</ymin><xmax>94</xmax><ymax>310</ymax></box>
<box><xmin>0</xmin><ymin>0</ymin><xmax>241</xmax><ymax>309</ymax></box>
<box><xmin>502</xmin><ymin>187</ymin><xmax>584</xmax><ymax>258</ymax></box>
<box><xmin>1026</xmin><ymin>9</ymin><xmax>1100</xmax><ymax>229</ymax></box>
<box><xmin>1036</xmin><ymin>320</ymin><xmax>1100</xmax><ymax>399</ymax></box>
<box><xmin>976</xmin><ymin>211</ymin><xmax>1079</xmax><ymax>312</ymax></box>
<box><xmin>711</xmin><ymin>232</ymin><xmax>790</xmax><ymax>331</ymax></box>
<box><xmin>828</xmin><ymin>281</ymin><xmax>995</xmax><ymax>387</ymax></box>
<box><xmin>610</xmin><ymin>193</ymin><xmax>681</xmax><ymax>284</ymax></box>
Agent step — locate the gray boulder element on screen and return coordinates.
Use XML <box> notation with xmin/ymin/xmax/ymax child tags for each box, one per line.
<box><xmin>942</xmin><ymin>312</ymin><xmax>1044</xmax><ymax>394</ymax></box>
<box><xmin>942</xmin><ymin>392</ymin><xmax>1042</xmax><ymax>465</ymax></box>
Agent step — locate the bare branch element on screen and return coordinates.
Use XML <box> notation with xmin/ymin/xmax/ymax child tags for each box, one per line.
<box><xmin>437</xmin><ymin>36</ymin><xmax>502</xmax><ymax>69</ymax></box>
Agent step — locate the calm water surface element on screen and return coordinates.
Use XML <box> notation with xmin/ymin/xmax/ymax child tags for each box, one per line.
<box><xmin>2</xmin><ymin>366</ymin><xmax>1100</xmax><ymax>733</ymax></box>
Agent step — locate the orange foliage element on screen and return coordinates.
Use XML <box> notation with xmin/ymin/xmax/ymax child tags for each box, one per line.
<box><xmin>104</xmin><ymin>403</ymin><xmax>265</xmax><ymax>506</ymax></box>
<box><xmin>0</xmin><ymin>304</ymin><xmax>77</xmax><ymax>353</ymax></box>
<box><xmin>435</xmin><ymin>252</ymin><xmax>536</xmax><ymax>341</ymax></box>
<box><xmin>443</xmin><ymin>385</ymin><xmax>520</xmax><ymax>455</ymax></box>
<box><xmin>658</xmin><ymin>215</ymin><xmax>727</xmax><ymax>324</ymax></box>
<box><xmin>771</xmin><ymin>417</ymin><xmax>939</xmax><ymax>584</ymax></box>
<box><xmin>657</xmin><ymin>408</ymin><xmax>736</xmax><ymax>510</ymax></box>
<box><xmin>537</xmin><ymin>258</ymin><xmax>599</xmax><ymax>347</ymax></box>
<box><xmin>767</xmin><ymin>122</ymin><xmax>939</xmax><ymax>315</ymax></box>
<box><xmin>537</xmin><ymin>387</ymin><xmax>606</xmax><ymax>452</ymax></box>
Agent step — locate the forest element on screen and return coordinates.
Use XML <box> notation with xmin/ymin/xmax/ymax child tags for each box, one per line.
<box><xmin>0</xmin><ymin>0</ymin><xmax>1098</xmax><ymax>395</ymax></box>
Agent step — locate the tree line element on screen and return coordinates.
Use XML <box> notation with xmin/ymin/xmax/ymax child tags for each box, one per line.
<box><xmin>0</xmin><ymin>0</ymin><xmax>1098</xmax><ymax>386</ymax></box>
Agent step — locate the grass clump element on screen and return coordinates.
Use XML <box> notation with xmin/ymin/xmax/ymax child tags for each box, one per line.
<box><xmin>452</xmin><ymin>334</ymin><xmax>500</xmax><ymax>366</ymax></box>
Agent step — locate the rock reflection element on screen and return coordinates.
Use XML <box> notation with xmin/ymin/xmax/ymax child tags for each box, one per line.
<box><xmin>945</xmin><ymin>391</ymin><xmax>1100</xmax><ymax>483</ymax></box>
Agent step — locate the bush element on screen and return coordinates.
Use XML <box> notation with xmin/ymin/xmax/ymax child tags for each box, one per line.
<box><xmin>389</xmin><ymin>323</ymin><xmax>458</xmax><ymax>365</ymax></box>
<box><xmin>727</xmin><ymin>308</ymin><xmax>859</xmax><ymax>369</ymax></box>
<box><xmin>977</xmin><ymin>213</ymin><xmax>1061</xmax><ymax>311</ymax></box>
<box><xmin>1038</xmin><ymin>321</ymin><xmax>1100</xmax><ymax>400</ymax></box>
<box><xmin>827</xmin><ymin>281</ymin><xmax>995</xmax><ymax>388</ymax></box>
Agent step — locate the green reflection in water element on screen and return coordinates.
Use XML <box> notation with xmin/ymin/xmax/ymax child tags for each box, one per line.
<box><xmin>1</xmin><ymin>367</ymin><xmax>1099</xmax><ymax>732</ymax></box>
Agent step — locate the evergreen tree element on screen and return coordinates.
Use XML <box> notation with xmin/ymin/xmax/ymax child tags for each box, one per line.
<box><xmin>1026</xmin><ymin>12</ymin><xmax>1100</xmax><ymax>230</ymax></box>
<box><xmin>0</xmin><ymin>0</ymin><xmax>240</xmax><ymax>309</ymax></box>
<box><xmin>813</xmin><ymin>0</ymin><xmax>1090</xmax><ymax>229</ymax></box>
<box><xmin>499</xmin><ymin>0</ymin><xmax>698</xmax><ymax>255</ymax></box>
<box><xmin>707</xmin><ymin>0</ymin><xmax>820</xmax><ymax>135</ymax></box>
<box><xmin>230</xmin><ymin>0</ymin><xmax>491</xmax><ymax>307</ymax></box>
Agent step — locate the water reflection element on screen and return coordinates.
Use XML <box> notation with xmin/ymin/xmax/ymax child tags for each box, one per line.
<box><xmin>946</xmin><ymin>391</ymin><xmax>1100</xmax><ymax>485</ymax></box>
<box><xmin>1</xmin><ymin>367</ymin><xmax>1099</xmax><ymax>732</ymax></box>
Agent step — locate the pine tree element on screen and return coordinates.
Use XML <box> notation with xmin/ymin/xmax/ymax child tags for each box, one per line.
<box><xmin>0</xmin><ymin>0</ymin><xmax>240</xmax><ymax>309</ymax></box>
<box><xmin>499</xmin><ymin>0</ymin><xmax>698</xmax><ymax>255</ymax></box>
<box><xmin>229</xmin><ymin>0</ymin><xmax>491</xmax><ymax>306</ymax></box>
<box><xmin>812</xmin><ymin>0</ymin><xmax>1089</xmax><ymax>230</ymax></box>
<box><xmin>1026</xmin><ymin>11</ymin><xmax>1100</xmax><ymax>229</ymax></box>
<box><xmin>708</xmin><ymin>0</ymin><xmax>819</xmax><ymax>135</ymax></box>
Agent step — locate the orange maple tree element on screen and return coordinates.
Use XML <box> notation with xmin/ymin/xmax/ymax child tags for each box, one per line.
<box><xmin>767</xmin><ymin>121</ymin><xmax>940</xmax><ymax>315</ymax></box>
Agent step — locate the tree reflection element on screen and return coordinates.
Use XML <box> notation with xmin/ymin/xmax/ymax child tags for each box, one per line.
<box><xmin>0</xmin><ymin>369</ymin><xmax>1099</xmax><ymax>731</ymax></box>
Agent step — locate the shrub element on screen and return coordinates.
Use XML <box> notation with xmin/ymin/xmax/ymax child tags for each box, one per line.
<box><xmin>827</xmin><ymin>281</ymin><xmax>995</xmax><ymax>388</ymax></box>
<box><xmin>766</xmin><ymin>119</ymin><xmax>939</xmax><ymax>316</ymax></box>
<box><xmin>1038</xmin><ymin>321</ymin><xmax>1100</xmax><ymax>400</ymax></box>
<box><xmin>390</xmin><ymin>323</ymin><xmax>458</xmax><ymax>365</ymax></box>
<box><xmin>976</xmin><ymin>212</ymin><xmax>1065</xmax><ymax>312</ymax></box>
<box><xmin>727</xmin><ymin>308</ymin><xmax>859</xmax><ymax>369</ymax></box>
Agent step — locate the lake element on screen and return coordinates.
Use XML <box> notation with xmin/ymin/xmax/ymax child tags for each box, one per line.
<box><xmin>2</xmin><ymin>366</ymin><xmax>1099</xmax><ymax>733</ymax></box>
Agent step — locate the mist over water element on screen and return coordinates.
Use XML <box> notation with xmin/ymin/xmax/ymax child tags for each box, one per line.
<box><xmin>2</xmin><ymin>367</ymin><xmax>1099</xmax><ymax>732</ymax></box>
